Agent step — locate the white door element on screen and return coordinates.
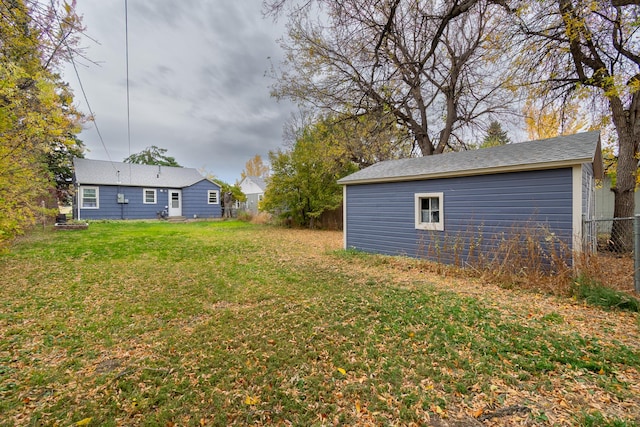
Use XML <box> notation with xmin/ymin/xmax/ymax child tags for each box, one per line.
<box><xmin>168</xmin><ymin>189</ymin><xmax>182</xmax><ymax>217</ymax></box>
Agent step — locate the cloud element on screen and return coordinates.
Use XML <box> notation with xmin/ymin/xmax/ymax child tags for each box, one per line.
<box><xmin>65</xmin><ymin>0</ymin><xmax>294</xmax><ymax>183</ymax></box>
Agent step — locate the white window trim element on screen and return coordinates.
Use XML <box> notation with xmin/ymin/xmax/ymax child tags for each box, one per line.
<box><xmin>414</xmin><ymin>192</ymin><xmax>444</xmax><ymax>231</ymax></box>
<box><xmin>80</xmin><ymin>186</ymin><xmax>99</xmax><ymax>209</ymax></box>
<box><xmin>143</xmin><ymin>188</ymin><xmax>157</xmax><ymax>204</ymax></box>
<box><xmin>208</xmin><ymin>190</ymin><xmax>220</xmax><ymax>205</ymax></box>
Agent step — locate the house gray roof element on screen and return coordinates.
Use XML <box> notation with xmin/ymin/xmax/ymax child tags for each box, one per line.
<box><xmin>247</xmin><ymin>176</ymin><xmax>267</xmax><ymax>191</ymax></box>
<box><xmin>338</xmin><ymin>131</ymin><xmax>603</xmax><ymax>185</ymax></box>
<box><xmin>73</xmin><ymin>158</ymin><xmax>207</xmax><ymax>187</ymax></box>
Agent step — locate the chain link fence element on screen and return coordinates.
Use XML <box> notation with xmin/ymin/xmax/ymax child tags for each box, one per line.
<box><xmin>583</xmin><ymin>216</ymin><xmax>639</xmax><ymax>293</ymax></box>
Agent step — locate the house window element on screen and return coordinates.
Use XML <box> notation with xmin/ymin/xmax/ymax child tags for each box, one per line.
<box><xmin>208</xmin><ymin>190</ymin><xmax>219</xmax><ymax>204</ymax></box>
<box><xmin>143</xmin><ymin>189</ymin><xmax>157</xmax><ymax>204</ymax></box>
<box><xmin>415</xmin><ymin>192</ymin><xmax>444</xmax><ymax>231</ymax></box>
<box><xmin>81</xmin><ymin>186</ymin><xmax>99</xmax><ymax>209</ymax></box>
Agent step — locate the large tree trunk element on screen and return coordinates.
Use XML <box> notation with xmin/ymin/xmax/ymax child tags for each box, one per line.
<box><xmin>609</xmin><ymin>96</ymin><xmax>639</xmax><ymax>252</ymax></box>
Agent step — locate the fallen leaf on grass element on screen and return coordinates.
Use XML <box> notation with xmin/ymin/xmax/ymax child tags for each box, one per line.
<box><xmin>244</xmin><ymin>395</ymin><xmax>259</xmax><ymax>405</ymax></box>
<box><xmin>431</xmin><ymin>405</ymin><xmax>447</xmax><ymax>417</ymax></box>
<box><xmin>337</xmin><ymin>367</ymin><xmax>346</xmax><ymax>375</ymax></box>
<box><xmin>75</xmin><ymin>418</ymin><xmax>92</xmax><ymax>426</ymax></box>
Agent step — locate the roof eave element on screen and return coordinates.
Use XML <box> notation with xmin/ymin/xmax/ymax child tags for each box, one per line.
<box><xmin>339</xmin><ymin>158</ymin><xmax>595</xmax><ymax>185</ymax></box>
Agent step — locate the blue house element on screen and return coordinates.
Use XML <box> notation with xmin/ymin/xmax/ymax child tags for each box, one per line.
<box><xmin>337</xmin><ymin>132</ymin><xmax>603</xmax><ymax>266</ymax></box>
<box><xmin>73</xmin><ymin>158</ymin><xmax>222</xmax><ymax>220</ymax></box>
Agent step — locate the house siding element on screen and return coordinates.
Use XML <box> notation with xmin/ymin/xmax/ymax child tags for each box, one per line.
<box><xmin>595</xmin><ymin>175</ymin><xmax>640</xmax><ymax>217</ymax></box>
<box><xmin>182</xmin><ymin>180</ymin><xmax>222</xmax><ymax>219</ymax></box>
<box><xmin>78</xmin><ymin>181</ymin><xmax>221</xmax><ymax>220</ymax></box>
<box><xmin>78</xmin><ymin>185</ymin><xmax>168</xmax><ymax>220</ymax></box>
<box><xmin>345</xmin><ymin>168</ymin><xmax>574</xmax><ymax>265</ymax></box>
<box><xmin>243</xmin><ymin>193</ymin><xmax>262</xmax><ymax>213</ymax></box>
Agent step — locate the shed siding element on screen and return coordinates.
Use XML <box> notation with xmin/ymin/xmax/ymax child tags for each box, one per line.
<box><xmin>345</xmin><ymin>168</ymin><xmax>574</xmax><ymax>264</ymax></box>
<box><xmin>182</xmin><ymin>180</ymin><xmax>222</xmax><ymax>219</ymax></box>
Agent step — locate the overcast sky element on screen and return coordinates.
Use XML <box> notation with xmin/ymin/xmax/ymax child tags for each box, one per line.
<box><xmin>63</xmin><ymin>0</ymin><xmax>295</xmax><ymax>184</ymax></box>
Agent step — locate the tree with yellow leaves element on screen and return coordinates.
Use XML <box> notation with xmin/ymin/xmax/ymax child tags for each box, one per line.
<box><xmin>523</xmin><ymin>100</ymin><xmax>590</xmax><ymax>141</ymax></box>
<box><xmin>504</xmin><ymin>0</ymin><xmax>640</xmax><ymax>251</ymax></box>
<box><xmin>240</xmin><ymin>154</ymin><xmax>270</xmax><ymax>180</ymax></box>
<box><xmin>0</xmin><ymin>0</ymin><xmax>84</xmax><ymax>249</ymax></box>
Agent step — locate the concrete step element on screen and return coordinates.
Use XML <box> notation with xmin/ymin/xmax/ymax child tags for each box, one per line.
<box><xmin>167</xmin><ymin>216</ymin><xmax>187</xmax><ymax>222</ymax></box>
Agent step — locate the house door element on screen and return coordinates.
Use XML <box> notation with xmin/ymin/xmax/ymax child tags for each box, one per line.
<box><xmin>168</xmin><ymin>189</ymin><xmax>182</xmax><ymax>217</ymax></box>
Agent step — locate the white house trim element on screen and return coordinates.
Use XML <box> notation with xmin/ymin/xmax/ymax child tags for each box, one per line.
<box><xmin>572</xmin><ymin>165</ymin><xmax>583</xmax><ymax>256</ymax></box>
<box><xmin>343</xmin><ymin>185</ymin><xmax>348</xmax><ymax>249</ymax></box>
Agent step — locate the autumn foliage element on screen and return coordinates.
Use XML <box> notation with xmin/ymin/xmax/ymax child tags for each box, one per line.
<box><xmin>0</xmin><ymin>0</ymin><xmax>84</xmax><ymax>249</ymax></box>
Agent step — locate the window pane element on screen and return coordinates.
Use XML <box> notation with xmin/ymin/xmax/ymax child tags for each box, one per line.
<box><xmin>83</xmin><ymin>188</ymin><xmax>97</xmax><ymax>207</ymax></box>
<box><xmin>430</xmin><ymin>197</ymin><xmax>439</xmax><ymax>210</ymax></box>
<box><xmin>431</xmin><ymin>211</ymin><xmax>439</xmax><ymax>223</ymax></box>
<box><xmin>421</xmin><ymin>210</ymin><xmax>430</xmax><ymax>222</ymax></box>
<box><xmin>421</xmin><ymin>198</ymin><xmax>430</xmax><ymax>210</ymax></box>
<box><xmin>145</xmin><ymin>190</ymin><xmax>155</xmax><ymax>203</ymax></box>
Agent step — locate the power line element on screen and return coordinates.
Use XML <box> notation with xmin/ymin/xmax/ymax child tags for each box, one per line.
<box><xmin>67</xmin><ymin>51</ymin><xmax>115</xmax><ymax>166</ymax></box>
<box><xmin>47</xmin><ymin>0</ymin><xmax>116</xmax><ymax>170</ymax></box>
<box><xmin>124</xmin><ymin>0</ymin><xmax>132</xmax><ymax>183</ymax></box>
<box><xmin>125</xmin><ymin>0</ymin><xmax>131</xmax><ymax>159</ymax></box>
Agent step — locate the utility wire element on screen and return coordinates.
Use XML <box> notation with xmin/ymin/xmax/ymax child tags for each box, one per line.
<box><xmin>125</xmin><ymin>0</ymin><xmax>131</xmax><ymax>159</ymax></box>
<box><xmin>124</xmin><ymin>0</ymin><xmax>132</xmax><ymax>184</ymax></box>
<box><xmin>67</xmin><ymin>50</ymin><xmax>115</xmax><ymax>167</ymax></box>
<box><xmin>48</xmin><ymin>0</ymin><xmax>116</xmax><ymax>170</ymax></box>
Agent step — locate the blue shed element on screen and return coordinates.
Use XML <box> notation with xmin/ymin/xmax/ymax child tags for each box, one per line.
<box><xmin>73</xmin><ymin>158</ymin><xmax>222</xmax><ymax>220</ymax></box>
<box><xmin>337</xmin><ymin>132</ymin><xmax>603</xmax><ymax>266</ymax></box>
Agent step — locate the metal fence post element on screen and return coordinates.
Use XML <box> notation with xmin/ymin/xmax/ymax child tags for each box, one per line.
<box><xmin>635</xmin><ymin>214</ymin><xmax>640</xmax><ymax>293</ymax></box>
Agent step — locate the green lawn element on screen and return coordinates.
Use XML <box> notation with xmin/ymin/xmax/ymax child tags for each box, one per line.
<box><xmin>1</xmin><ymin>221</ymin><xmax>639</xmax><ymax>426</ymax></box>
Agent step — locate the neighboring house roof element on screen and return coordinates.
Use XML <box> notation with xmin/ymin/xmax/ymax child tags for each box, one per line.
<box><xmin>240</xmin><ymin>176</ymin><xmax>267</xmax><ymax>193</ymax></box>
<box><xmin>338</xmin><ymin>131</ymin><xmax>603</xmax><ymax>185</ymax></box>
<box><xmin>73</xmin><ymin>158</ymin><xmax>208</xmax><ymax>187</ymax></box>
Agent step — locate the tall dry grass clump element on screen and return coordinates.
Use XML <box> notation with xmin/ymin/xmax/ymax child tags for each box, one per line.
<box><xmin>418</xmin><ymin>223</ymin><xmax>575</xmax><ymax>295</ymax></box>
<box><xmin>251</xmin><ymin>211</ymin><xmax>272</xmax><ymax>225</ymax></box>
<box><xmin>573</xmin><ymin>251</ymin><xmax>636</xmax><ymax>296</ymax></box>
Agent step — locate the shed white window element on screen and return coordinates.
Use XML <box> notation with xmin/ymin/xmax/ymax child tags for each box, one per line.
<box><xmin>143</xmin><ymin>189</ymin><xmax>157</xmax><ymax>204</ymax></box>
<box><xmin>208</xmin><ymin>190</ymin><xmax>219</xmax><ymax>204</ymax></box>
<box><xmin>415</xmin><ymin>192</ymin><xmax>444</xmax><ymax>231</ymax></box>
<box><xmin>81</xmin><ymin>186</ymin><xmax>99</xmax><ymax>209</ymax></box>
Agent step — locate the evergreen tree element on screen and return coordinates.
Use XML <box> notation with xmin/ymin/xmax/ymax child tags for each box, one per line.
<box><xmin>481</xmin><ymin>121</ymin><xmax>511</xmax><ymax>148</ymax></box>
<box><xmin>124</xmin><ymin>146</ymin><xmax>181</xmax><ymax>167</ymax></box>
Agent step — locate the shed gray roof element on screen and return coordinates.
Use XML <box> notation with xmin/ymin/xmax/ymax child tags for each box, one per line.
<box><xmin>338</xmin><ymin>131</ymin><xmax>603</xmax><ymax>185</ymax></box>
<box><xmin>73</xmin><ymin>158</ymin><xmax>207</xmax><ymax>188</ymax></box>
